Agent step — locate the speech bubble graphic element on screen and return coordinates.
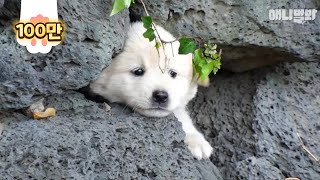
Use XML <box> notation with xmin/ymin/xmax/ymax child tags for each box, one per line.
<box><xmin>15</xmin><ymin>0</ymin><xmax>64</xmax><ymax>54</ymax></box>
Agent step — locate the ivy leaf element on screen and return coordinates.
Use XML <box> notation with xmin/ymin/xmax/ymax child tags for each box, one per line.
<box><xmin>211</xmin><ymin>59</ymin><xmax>222</xmax><ymax>74</ymax></box>
<box><xmin>155</xmin><ymin>41</ymin><xmax>161</xmax><ymax>49</ymax></box>
<box><xmin>213</xmin><ymin>53</ymin><xmax>219</xmax><ymax>59</ymax></box>
<box><xmin>142</xmin><ymin>16</ymin><xmax>155</xmax><ymax>42</ymax></box>
<box><xmin>143</xmin><ymin>28</ymin><xmax>155</xmax><ymax>41</ymax></box>
<box><xmin>193</xmin><ymin>49</ymin><xmax>206</xmax><ymax>80</ymax></box>
<box><xmin>178</xmin><ymin>38</ymin><xmax>197</xmax><ymax>54</ymax></box>
<box><xmin>142</xmin><ymin>16</ymin><xmax>153</xmax><ymax>28</ymax></box>
<box><xmin>110</xmin><ymin>0</ymin><xmax>134</xmax><ymax>16</ymax></box>
<box><xmin>212</xmin><ymin>44</ymin><xmax>217</xmax><ymax>50</ymax></box>
<box><xmin>193</xmin><ymin>49</ymin><xmax>203</xmax><ymax>65</ymax></box>
<box><xmin>192</xmin><ymin>44</ymin><xmax>222</xmax><ymax>80</ymax></box>
<box><xmin>200</xmin><ymin>63</ymin><xmax>213</xmax><ymax>80</ymax></box>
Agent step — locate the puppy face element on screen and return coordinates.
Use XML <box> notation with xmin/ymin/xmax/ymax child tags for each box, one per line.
<box><xmin>90</xmin><ymin>23</ymin><xmax>197</xmax><ymax>117</ymax></box>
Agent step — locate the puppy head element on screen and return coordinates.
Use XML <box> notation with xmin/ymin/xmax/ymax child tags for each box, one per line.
<box><xmin>90</xmin><ymin>22</ymin><xmax>198</xmax><ymax>117</ymax></box>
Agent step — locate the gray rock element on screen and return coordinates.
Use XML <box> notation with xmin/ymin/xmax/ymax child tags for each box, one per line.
<box><xmin>131</xmin><ymin>0</ymin><xmax>320</xmax><ymax>72</ymax></box>
<box><xmin>0</xmin><ymin>0</ymin><xmax>3</xmax><ymax>8</ymax></box>
<box><xmin>190</xmin><ymin>62</ymin><xmax>320</xmax><ymax>179</ymax></box>
<box><xmin>1</xmin><ymin>0</ymin><xmax>319</xmax><ymax>179</ymax></box>
<box><xmin>236</xmin><ymin>157</ymin><xmax>283</xmax><ymax>179</ymax></box>
<box><xmin>0</xmin><ymin>91</ymin><xmax>223</xmax><ymax>180</ymax></box>
<box><xmin>253</xmin><ymin>62</ymin><xmax>320</xmax><ymax>179</ymax></box>
<box><xmin>0</xmin><ymin>0</ymin><xmax>130</xmax><ymax>110</ymax></box>
<box><xmin>190</xmin><ymin>69</ymin><xmax>261</xmax><ymax>179</ymax></box>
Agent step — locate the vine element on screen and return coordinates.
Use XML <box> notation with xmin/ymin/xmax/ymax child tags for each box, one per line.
<box><xmin>110</xmin><ymin>0</ymin><xmax>222</xmax><ymax>81</ymax></box>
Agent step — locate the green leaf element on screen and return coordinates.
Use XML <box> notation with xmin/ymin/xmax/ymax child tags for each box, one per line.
<box><xmin>143</xmin><ymin>28</ymin><xmax>155</xmax><ymax>41</ymax></box>
<box><xmin>198</xmin><ymin>58</ymin><xmax>207</xmax><ymax>68</ymax></box>
<box><xmin>110</xmin><ymin>0</ymin><xmax>133</xmax><ymax>16</ymax></box>
<box><xmin>155</xmin><ymin>41</ymin><xmax>161</xmax><ymax>49</ymax></box>
<box><xmin>211</xmin><ymin>59</ymin><xmax>222</xmax><ymax>74</ymax></box>
<box><xmin>200</xmin><ymin>63</ymin><xmax>213</xmax><ymax>80</ymax></box>
<box><xmin>212</xmin><ymin>44</ymin><xmax>217</xmax><ymax>50</ymax></box>
<box><xmin>194</xmin><ymin>64</ymin><xmax>202</xmax><ymax>76</ymax></box>
<box><xmin>193</xmin><ymin>49</ymin><xmax>203</xmax><ymax>65</ymax></box>
<box><xmin>142</xmin><ymin>16</ymin><xmax>155</xmax><ymax>42</ymax></box>
<box><xmin>178</xmin><ymin>38</ymin><xmax>197</xmax><ymax>54</ymax></box>
<box><xmin>192</xmin><ymin>44</ymin><xmax>222</xmax><ymax>80</ymax></box>
<box><xmin>124</xmin><ymin>0</ymin><xmax>134</xmax><ymax>7</ymax></box>
<box><xmin>141</xmin><ymin>16</ymin><xmax>153</xmax><ymax>28</ymax></box>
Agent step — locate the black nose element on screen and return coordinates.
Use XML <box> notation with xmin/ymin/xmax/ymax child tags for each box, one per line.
<box><xmin>152</xmin><ymin>90</ymin><xmax>168</xmax><ymax>104</ymax></box>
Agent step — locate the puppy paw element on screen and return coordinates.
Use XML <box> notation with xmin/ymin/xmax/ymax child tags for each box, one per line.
<box><xmin>185</xmin><ymin>132</ymin><xmax>213</xmax><ymax>160</ymax></box>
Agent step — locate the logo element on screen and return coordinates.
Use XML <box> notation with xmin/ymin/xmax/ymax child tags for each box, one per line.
<box><xmin>15</xmin><ymin>0</ymin><xmax>64</xmax><ymax>54</ymax></box>
<box><xmin>269</xmin><ymin>9</ymin><xmax>317</xmax><ymax>24</ymax></box>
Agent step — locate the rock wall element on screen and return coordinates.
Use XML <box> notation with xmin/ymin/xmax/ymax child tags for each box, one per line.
<box><xmin>130</xmin><ymin>0</ymin><xmax>320</xmax><ymax>72</ymax></box>
<box><xmin>0</xmin><ymin>92</ymin><xmax>223</xmax><ymax>180</ymax></box>
<box><xmin>190</xmin><ymin>62</ymin><xmax>320</xmax><ymax>179</ymax></box>
<box><xmin>0</xmin><ymin>0</ymin><xmax>223</xmax><ymax>179</ymax></box>
<box><xmin>0</xmin><ymin>0</ymin><xmax>129</xmax><ymax>109</ymax></box>
<box><xmin>0</xmin><ymin>0</ymin><xmax>319</xmax><ymax>179</ymax></box>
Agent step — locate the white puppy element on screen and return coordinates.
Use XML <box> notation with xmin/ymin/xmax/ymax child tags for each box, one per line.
<box><xmin>90</xmin><ymin>22</ymin><xmax>213</xmax><ymax>160</ymax></box>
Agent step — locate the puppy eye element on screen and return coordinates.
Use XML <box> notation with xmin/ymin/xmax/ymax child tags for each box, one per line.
<box><xmin>131</xmin><ymin>68</ymin><xmax>145</xmax><ymax>76</ymax></box>
<box><xmin>169</xmin><ymin>70</ymin><xmax>177</xmax><ymax>78</ymax></box>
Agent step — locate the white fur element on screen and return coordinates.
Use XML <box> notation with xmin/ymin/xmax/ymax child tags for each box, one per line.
<box><xmin>90</xmin><ymin>22</ymin><xmax>212</xmax><ymax>159</ymax></box>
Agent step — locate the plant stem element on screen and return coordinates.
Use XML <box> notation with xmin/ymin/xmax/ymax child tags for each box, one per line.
<box><xmin>139</xmin><ymin>0</ymin><xmax>167</xmax><ymax>72</ymax></box>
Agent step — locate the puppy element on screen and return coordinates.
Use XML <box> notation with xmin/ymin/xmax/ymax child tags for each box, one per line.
<box><xmin>90</xmin><ymin>22</ymin><xmax>213</xmax><ymax>160</ymax></box>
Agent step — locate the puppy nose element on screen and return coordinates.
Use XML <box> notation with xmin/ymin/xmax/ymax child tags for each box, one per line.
<box><xmin>152</xmin><ymin>90</ymin><xmax>168</xmax><ymax>104</ymax></box>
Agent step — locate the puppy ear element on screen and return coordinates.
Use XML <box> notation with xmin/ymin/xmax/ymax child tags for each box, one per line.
<box><xmin>197</xmin><ymin>76</ymin><xmax>210</xmax><ymax>87</ymax></box>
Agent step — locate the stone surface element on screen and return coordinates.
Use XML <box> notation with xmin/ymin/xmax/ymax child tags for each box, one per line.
<box><xmin>1</xmin><ymin>62</ymin><xmax>318</xmax><ymax>180</ymax></box>
<box><xmin>0</xmin><ymin>91</ymin><xmax>223</xmax><ymax>180</ymax></box>
<box><xmin>130</xmin><ymin>0</ymin><xmax>320</xmax><ymax>72</ymax></box>
<box><xmin>1</xmin><ymin>0</ymin><xmax>319</xmax><ymax>179</ymax></box>
<box><xmin>253</xmin><ymin>62</ymin><xmax>320</xmax><ymax>179</ymax></box>
<box><xmin>0</xmin><ymin>0</ymin><xmax>129</xmax><ymax>109</ymax></box>
<box><xmin>190</xmin><ymin>62</ymin><xmax>320</xmax><ymax>179</ymax></box>
<box><xmin>0</xmin><ymin>0</ymin><xmax>3</xmax><ymax>8</ymax></box>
